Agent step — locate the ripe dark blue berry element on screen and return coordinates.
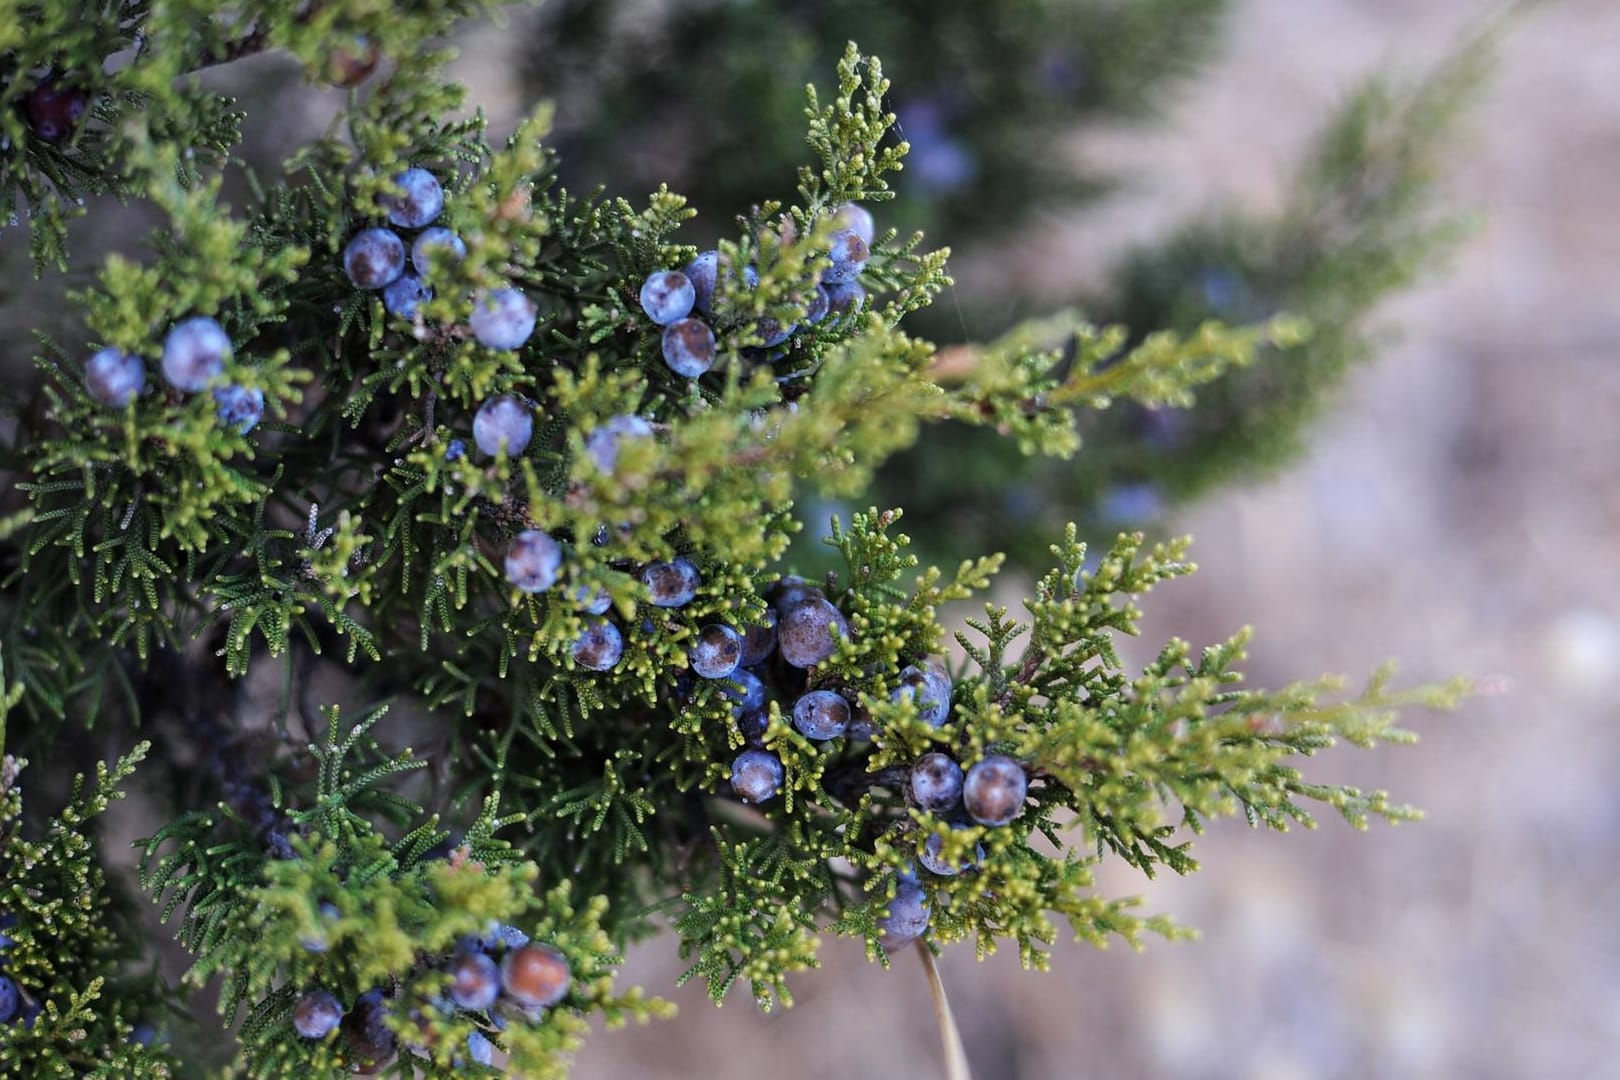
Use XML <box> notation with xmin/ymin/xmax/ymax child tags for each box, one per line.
<box><xmin>805</xmin><ymin>285</ymin><xmax>831</xmax><ymax>325</ymax></box>
<box><xmin>161</xmin><ymin>316</ymin><xmax>230</xmax><ymax>392</ymax></box>
<box><xmin>963</xmin><ymin>755</ymin><xmax>1028</xmax><ymax>827</ymax></box>
<box><xmin>343</xmin><ymin>227</ymin><xmax>407</xmax><ymax>290</ymax></box>
<box><xmin>722</xmin><ymin>668</ymin><xmax>767</xmax><ymax>716</ymax></box>
<box><xmin>0</xmin><ymin>974</ymin><xmax>17</xmax><ymax>1023</ymax></box>
<box><xmin>572</xmin><ymin>584</ymin><xmax>612</xmax><ymax>615</ymax></box>
<box><xmin>505</xmin><ymin>529</ymin><xmax>561</xmax><ymax>593</ymax></box>
<box><xmin>382</xmin><ymin>273</ymin><xmax>431</xmax><ymax>319</ymax></box>
<box><xmin>910</xmin><ymin>753</ymin><xmax>964</xmax><ymax>812</ymax></box>
<box><xmin>292</xmin><ymin>989</ymin><xmax>343</xmax><ymax>1039</ymax></box>
<box><xmin>213</xmin><ymin>384</ymin><xmax>265</xmax><ymax>434</ymax></box>
<box><xmin>822</xmin><ymin>229</ymin><xmax>870</xmax><ymax>284</ymax></box>
<box><xmin>753</xmin><ymin>315</ymin><xmax>795</xmax><ymax>348</ymax></box>
<box><xmin>382</xmin><ymin>167</ymin><xmax>444</xmax><ymax>229</ymax></box>
<box><xmin>832</xmin><ymin>202</ymin><xmax>875</xmax><ymax>246</ymax></box>
<box><xmin>639</xmin><ymin>557</ymin><xmax>700</xmax><ymax>607</ymax></box>
<box><xmin>571</xmin><ymin>618</ymin><xmax>624</xmax><ymax>671</ymax></box>
<box><xmin>690</xmin><ymin>623</ymin><xmax>743</xmax><ymax>679</ymax></box>
<box><xmin>481</xmin><ymin>922</ymin><xmax>531</xmax><ymax>952</ymax></box>
<box><xmin>792</xmin><ymin>689</ymin><xmax>850</xmax><ymax>740</ymax></box>
<box><xmin>344</xmin><ymin>988</ymin><xmax>396</xmax><ymax>1064</ymax></box>
<box><xmin>501</xmin><ymin>943</ymin><xmax>572</xmax><ymax>1008</ymax></box>
<box><xmin>470</xmin><ymin>287</ymin><xmax>538</xmax><ymax>351</ymax></box>
<box><xmin>444</xmin><ymin>438</ymin><xmax>467</xmax><ymax>462</ymax></box>
<box><xmin>685</xmin><ymin>251</ymin><xmax>719</xmax><ymax>314</ymax></box>
<box><xmin>639</xmin><ymin>270</ymin><xmax>695</xmax><ymax>325</ymax></box>
<box><xmin>730</xmin><ymin>748</ymin><xmax>784</xmax><ymax>804</ymax></box>
<box><xmin>776</xmin><ymin>597</ymin><xmax>849</xmax><ymax>668</ymax></box>
<box><xmin>85</xmin><ymin>347</ymin><xmax>145</xmax><ymax>407</ymax></box>
<box><xmin>892</xmin><ymin>663</ymin><xmax>952</xmax><ymax>727</ymax></box>
<box><xmin>918</xmin><ymin>828</ymin><xmax>984</xmax><ymax>878</ymax></box>
<box><xmin>767</xmin><ymin>576</ymin><xmax>824</xmax><ymax>614</ymax></box>
<box><xmin>466</xmin><ymin>1030</ymin><xmax>495</xmax><ymax>1066</ymax></box>
<box><xmin>825</xmin><ymin>280</ymin><xmax>866</xmax><ymax>315</ymax></box>
<box><xmin>738</xmin><ymin>610</ymin><xmax>777</xmax><ymax>666</ymax></box>
<box><xmin>661</xmin><ymin>317</ymin><xmax>716</xmax><ymax>377</ymax></box>
<box><xmin>472</xmin><ymin>394</ymin><xmax>533</xmax><ymax>457</ymax></box>
<box><xmin>26</xmin><ymin>81</ymin><xmax>88</xmax><ymax>143</ymax></box>
<box><xmin>449</xmin><ymin>949</ymin><xmax>501</xmax><ymax>1011</ymax></box>
<box><xmin>735</xmin><ymin>708</ymin><xmax>769</xmax><ymax>750</ymax></box>
<box><xmin>876</xmin><ymin>879</ymin><xmax>930</xmax><ymax>952</ymax></box>
<box><xmin>585</xmin><ymin>414</ymin><xmax>653</xmax><ymax>474</ymax></box>
<box><xmin>411</xmin><ymin>226</ymin><xmax>466</xmax><ymax>278</ymax></box>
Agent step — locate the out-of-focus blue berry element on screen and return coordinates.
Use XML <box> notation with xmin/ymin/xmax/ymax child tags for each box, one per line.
<box><xmin>0</xmin><ymin>974</ymin><xmax>17</xmax><ymax>1023</ymax></box>
<box><xmin>444</xmin><ymin>438</ymin><xmax>467</xmax><ymax>462</ymax></box>
<box><xmin>639</xmin><ymin>270</ymin><xmax>695</xmax><ymax>326</ymax></box>
<box><xmin>382</xmin><ymin>273</ymin><xmax>431</xmax><ymax>319</ymax></box>
<box><xmin>639</xmin><ymin>557</ymin><xmax>700</xmax><ymax>607</ymax></box>
<box><xmin>825</xmin><ymin>280</ymin><xmax>866</xmax><ymax>315</ymax></box>
<box><xmin>571</xmin><ymin>619</ymin><xmax>624</xmax><ymax>671</ymax></box>
<box><xmin>918</xmin><ymin>827</ymin><xmax>984</xmax><ymax>878</ymax></box>
<box><xmin>449</xmin><ymin>950</ymin><xmax>501</xmax><ymax>1011</ymax></box>
<box><xmin>213</xmin><ymin>384</ymin><xmax>265</xmax><ymax>434</ymax></box>
<box><xmin>721</xmin><ymin>668</ymin><xmax>767</xmax><ymax>717</ymax></box>
<box><xmin>481</xmin><ymin>922</ymin><xmax>531</xmax><ymax>952</ymax></box>
<box><xmin>412</xmin><ymin>226</ymin><xmax>466</xmax><ymax>278</ymax></box>
<box><xmin>292</xmin><ymin>989</ymin><xmax>343</xmax><ymax>1039</ymax></box>
<box><xmin>472</xmin><ymin>394</ymin><xmax>533</xmax><ymax>457</ymax></box>
<box><xmin>501</xmin><ymin>944</ymin><xmax>572</xmax><ymax>1008</ymax></box>
<box><xmin>161</xmin><ymin>316</ymin><xmax>231</xmax><ymax>392</ymax></box>
<box><xmin>466</xmin><ymin>1030</ymin><xmax>495</xmax><ymax>1066</ymax></box>
<box><xmin>911</xmin><ymin>136</ymin><xmax>976</xmax><ymax>195</ymax></box>
<box><xmin>792</xmin><ymin>689</ymin><xmax>850</xmax><ymax>740</ymax></box>
<box><xmin>963</xmin><ymin>755</ymin><xmax>1028</xmax><ymax>827</ymax></box>
<box><xmin>585</xmin><ymin>414</ymin><xmax>654</xmax><ymax>475</ymax></box>
<box><xmin>777</xmin><ymin>597</ymin><xmax>849</xmax><ymax>668</ymax></box>
<box><xmin>690</xmin><ymin>624</ymin><xmax>742</xmax><ymax>679</ymax></box>
<box><xmin>754</xmin><ymin>315</ymin><xmax>795</xmax><ymax>348</ymax></box>
<box><xmin>1099</xmin><ymin>483</ymin><xmax>1165</xmax><ymax>526</ymax></box>
<box><xmin>685</xmin><ymin>251</ymin><xmax>719</xmax><ymax>314</ymax></box>
<box><xmin>85</xmin><ymin>347</ymin><xmax>145</xmax><ymax>407</ymax></box>
<box><xmin>25</xmin><ymin>81</ymin><xmax>88</xmax><ymax>144</ymax></box>
<box><xmin>832</xmin><ymin>202</ymin><xmax>875</xmax><ymax>246</ymax></box>
<box><xmin>661</xmin><ymin>317</ymin><xmax>716</xmax><ymax>377</ymax></box>
<box><xmin>805</xmin><ymin>286</ymin><xmax>831</xmax><ymax>325</ymax></box>
<box><xmin>572</xmin><ymin>584</ymin><xmax>612</xmax><ymax>615</ymax></box>
<box><xmin>346</xmin><ymin>988</ymin><xmax>396</xmax><ymax>1061</ymax></box>
<box><xmin>470</xmin><ymin>287</ymin><xmax>538</xmax><ymax>351</ymax></box>
<box><xmin>876</xmin><ymin>879</ymin><xmax>930</xmax><ymax>952</ymax></box>
<box><xmin>910</xmin><ymin>752</ymin><xmax>964</xmax><ymax>811</ymax></box>
<box><xmin>342</xmin><ymin>227</ymin><xmax>407</xmax><ymax>290</ymax></box>
<box><xmin>505</xmin><ymin>529</ymin><xmax>561</xmax><ymax>594</ymax></box>
<box><xmin>892</xmin><ymin>662</ymin><xmax>952</xmax><ymax>727</ymax></box>
<box><xmin>382</xmin><ymin>167</ymin><xmax>444</xmax><ymax>229</ymax></box>
<box><xmin>822</xmin><ymin>229</ymin><xmax>869</xmax><ymax>284</ymax></box>
<box><xmin>738</xmin><ymin>610</ymin><xmax>777</xmax><ymax>666</ymax></box>
<box><xmin>730</xmin><ymin>748</ymin><xmax>784</xmax><ymax>804</ymax></box>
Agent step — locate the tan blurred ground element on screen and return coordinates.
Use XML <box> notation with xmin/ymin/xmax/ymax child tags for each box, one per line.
<box><xmin>552</xmin><ymin>1</ymin><xmax>1620</xmax><ymax>1077</ymax></box>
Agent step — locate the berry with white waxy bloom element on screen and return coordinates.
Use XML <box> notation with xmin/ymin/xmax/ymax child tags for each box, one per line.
<box><xmin>84</xmin><ymin>347</ymin><xmax>145</xmax><ymax>407</ymax></box>
<box><xmin>876</xmin><ymin>879</ymin><xmax>930</xmax><ymax>952</ymax></box>
<box><xmin>571</xmin><ymin>619</ymin><xmax>624</xmax><ymax>671</ymax></box>
<box><xmin>292</xmin><ymin>989</ymin><xmax>343</xmax><ymax>1039</ymax></box>
<box><xmin>825</xmin><ymin>280</ymin><xmax>866</xmax><ymax>315</ymax></box>
<box><xmin>738</xmin><ymin>610</ymin><xmax>778</xmax><ymax>666</ymax></box>
<box><xmin>638</xmin><ymin>270</ymin><xmax>695</xmax><ymax>325</ymax></box>
<box><xmin>685</xmin><ymin>251</ymin><xmax>719</xmax><ymax>314</ymax></box>
<box><xmin>213</xmin><ymin>385</ymin><xmax>265</xmax><ymax>434</ymax></box>
<box><xmin>472</xmin><ymin>394</ymin><xmax>533</xmax><ymax>457</ymax></box>
<box><xmin>918</xmin><ymin>828</ymin><xmax>984</xmax><ymax>878</ymax></box>
<box><xmin>661</xmin><ymin>317</ymin><xmax>717</xmax><ymax>377</ymax></box>
<box><xmin>753</xmin><ymin>315</ymin><xmax>795</xmax><ymax>348</ymax></box>
<box><xmin>892</xmin><ymin>663</ymin><xmax>953</xmax><ymax>727</ymax></box>
<box><xmin>963</xmin><ymin>755</ymin><xmax>1029</xmax><ymax>827</ymax></box>
<box><xmin>161</xmin><ymin>316</ymin><xmax>231</xmax><ymax>392</ymax></box>
<box><xmin>572</xmin><ymin>584</ymin><xmax>612</xmax><ymax>615</ymax></box>
<box><xmin>482</xmin><ymin>922</ymin><xmax>531</xmax><ymax>952</ymax></box>
<box><xmin>639</xmin><ymin>557</ymin><xmax>701</xmax><ymax>607</ymax></box>
<box><xmin>470</xmin><ymin>286</ymin><xmax>538</xmax><ymax>351</ymax></box>
<box><xmin>584</xmin><ymin>414</ymin><xmax>654</xmax><ymax>474</ymax></box>
<box><xmin>0</xmin><ymin>974</ymin><xmax>17</xmax><ymax>1024</ymax></box>
<box><xmin>691</xmin><ymin>623</ymin><xmax>743</xmax><ymax>679</ymax></box>
<box><xmin>382</xmin><ymin>167</ymin><xmax>444</xmax><ymax>229</ymax></box>
<box><xmin>822</xmin><ymin>229</ymin><xmax>869</xmax><ymax>284</ymax></box>
<box><xmin>344</xmin><ymin>988</ymin><xmax>396</xmax><ymax>1063</ymax></box>
<box><xmin>776</xmin><ymin>597</ymin><xmax>850</xmax><ymax>668</ymax></box>
<box><xmin>411</xmin><ymin>226</ymin><xmax>466</xmax><ymax>278</ymax></box>
<box><xmin>342</xmin><ymin>227</ymin><xmax>407</xmax><ymax>290</ymax></box>
<box><xmin>730</xmin><ymin>748</ymin><xmax>784</xmax><ymax>804</ymax></box>
<box><xmin>832</xmin><ymin>202</ymin><xmax>875</xmax><ymax>246</ymax></box>
<box><xmin>466</xmin><ymin>1030</ymin><xmax>495</xmax><ymax>1066</ymax></box>
<box><xmin>449</xmin><ymin>949</ymin><xmax>501</xmax><ymax>1011</ymax></box>
<box><xmin>382</xmin><ymin>273</ymin><xmax>431</xmax><ymax>319</ymax></box>
<box><xmin>501</xmin><ymin>944</ymin><xmax>572</xmax><ymax>1008</ymax></box>
<box><xmin>505</xmin><ymin>529</ymin><xmax>561</xmax><ymax>594</ymax></box>
<box><xmin>910</xmin><ymin>752</ymin><xmax>964</xmax><ymax>812</ymax></box>
<box><xmin>767</xmin><ymin>576</ymin><xmax>824</xmax><ymax>614</ymax></box>
<box><xmin>722</xmin><ymin>668</ymin><xmax>767</xmax><ymax>717</ymax></box>
<box><xmin>792</xmin><ymin>689</ymin><xmax>850</xmax><ymax>740</ymax></box>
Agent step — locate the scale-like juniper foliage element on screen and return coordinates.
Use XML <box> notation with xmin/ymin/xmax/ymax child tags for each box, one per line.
<box><xmin>0</xmin><ymin>5</ymin><xmax>1467</xmax><ymax>1075</ymax></box>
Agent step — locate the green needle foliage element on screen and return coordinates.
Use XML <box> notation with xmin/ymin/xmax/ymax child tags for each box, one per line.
<box><xmin>0</xmin><ymin>4</ymin><xmax>1467</xmax><ymax>1076</ymax></box>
